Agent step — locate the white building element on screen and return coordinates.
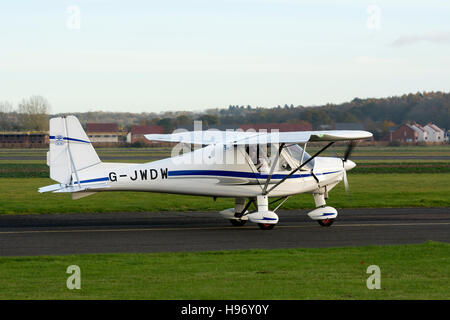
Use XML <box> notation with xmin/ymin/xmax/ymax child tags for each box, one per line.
<box><xmin>408</xmin><ymin>122</ymin><xmax>427</xmax><ymax>142</ymax></box>
<box><xmin>424</xmin><ymin>123</ymin><xmax>445</xmax><ymax>143</ymax></box>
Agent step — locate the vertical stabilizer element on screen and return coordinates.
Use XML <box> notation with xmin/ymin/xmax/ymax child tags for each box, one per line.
<box><xmin>48</xmin><ymin>116</ymin><xmax>101</xmax><ymax>184</ymax></box>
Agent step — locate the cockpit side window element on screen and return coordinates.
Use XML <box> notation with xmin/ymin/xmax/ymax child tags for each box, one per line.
<box><xmin>245</xmin><ymin>144</ymin><xmax>292</xmax><ymax>172</ymax></box>
<box><xmin>284</xmin><ymin>144</ymin><xmax>314</xmax><ymax>170</ymax></box>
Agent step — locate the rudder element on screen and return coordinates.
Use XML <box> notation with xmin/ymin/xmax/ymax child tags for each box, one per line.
<box><xmin>48</xmin><ymin>116</ymin><xmax>101</xmax><ymax>184</ymax></box>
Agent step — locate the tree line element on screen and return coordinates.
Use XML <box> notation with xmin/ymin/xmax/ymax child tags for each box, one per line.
<box><xmin>0</xmin><ymin>95</ymin><xmax>51</xmax><ymax>132</ymax></box>
<box><xmin>1</xmin><ymin>92</ymin><xmax>449</xmax><ymax>139</ymax></box>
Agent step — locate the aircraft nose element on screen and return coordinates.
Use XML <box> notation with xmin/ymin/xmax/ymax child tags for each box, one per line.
<box><xmin>344</xmin><ymin>159</ymin><xmax>356</xmax><ymax>171</ymax></box>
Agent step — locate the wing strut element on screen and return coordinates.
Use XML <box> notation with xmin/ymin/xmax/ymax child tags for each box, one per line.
<box><xmin>262</xmin><ymin>143</ymin><xmax>285</xmax><ymax>195</ymax></box>
<box><xmin>265</xmin><ymin>141</ymin><xmax>335</xmax><ymax>195</ymax></box>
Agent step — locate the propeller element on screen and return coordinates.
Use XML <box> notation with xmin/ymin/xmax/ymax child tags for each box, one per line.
<box><xmin>341</xmin><ymin>141</ymin><xmax>356</xmax><ymax>194</ymax></box>
<box><xmin>343</xmin><ymin>167</ymin><xmax>349</xmax><ymax>193</ymax></box>
<box><xmin>343</xmin><ymin>140</ymin><xmax>356</xmax><ymax>162</ymax></box>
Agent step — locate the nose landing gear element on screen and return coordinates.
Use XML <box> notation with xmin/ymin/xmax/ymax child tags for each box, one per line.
<box><xmin>308</xmin><ymin>192</ymin><xmax>338</xmax><ymax>227</ymax></box>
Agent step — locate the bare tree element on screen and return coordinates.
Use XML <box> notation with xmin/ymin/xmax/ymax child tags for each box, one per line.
<box><xmin>17</xmin><ymin>95</ymin><xmax>51</xmax><ymax>131</ymax></box>
<box><xmin>0</xmin><ymin>100</ymin><xmax>15</xmax><ymax>131</ymax></box>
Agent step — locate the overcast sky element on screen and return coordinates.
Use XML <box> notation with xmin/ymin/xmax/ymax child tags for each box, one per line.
<box><xmin>1</xmin><ymin>0</ymin><xmax>449</xmax><ymax>113</ymax></box>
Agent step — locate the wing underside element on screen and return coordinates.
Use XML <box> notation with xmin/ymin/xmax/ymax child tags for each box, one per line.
<box><xmin>145</xmin><ymin>130</ymin><xmax>372</xmax><ymax>145</ymax></box>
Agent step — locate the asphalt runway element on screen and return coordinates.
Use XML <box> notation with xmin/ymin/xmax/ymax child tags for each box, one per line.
<box><xmin>0</xmin><ymin>208</ymin><xmax>448</xmax><ymax>256</ymax></box>
<box><xmin>1</xmin><ymin>155</ymin><xmax>450</xmax><ymax>161</ymax></box>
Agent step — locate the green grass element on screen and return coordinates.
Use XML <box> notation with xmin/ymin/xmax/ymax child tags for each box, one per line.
<box><xmin>0</xmin><ymin>163</ymin><xmax>50</xmax><ymax>178</ymax></box>
<box><xmin>1</xmin><ymin>145</ymin><xmax>449</xmax><ymax>177</ymax></box>
<box><xmin>1</xmin><ymin>145</ymin><xmax>449</xmax><ymax>159</ymax></box>
<box><xmin>352</xmin><ymin>164</ymin><xmax>450</xmax><ymax>174</ymax></box>
<box><xmin>0</xmin><ymin>242</ymin><xmax>448</xmax><ymax>299</ymax></box>
<box><xmin>0</xmin><ymin>173</ymin><xmax>449</xmax><ymax>215</ymax></box>
<box><xmin>2</xmin><ymin>162</ymin><xmax>449</xmax><ymax>178</ymax></box>
<box><xmin>310</xmin><ymin>146</ymin><xmax>450</xmax><ymax>158</ymax></box>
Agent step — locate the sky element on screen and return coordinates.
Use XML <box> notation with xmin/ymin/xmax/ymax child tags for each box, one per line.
<box><xmin>0</xmin><ymin>0</ymin><xmax>449</xmax><ymax>114</ymax></box>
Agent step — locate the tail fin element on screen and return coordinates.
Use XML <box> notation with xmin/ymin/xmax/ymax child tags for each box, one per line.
<box><xmin>48</xmin><ymin>116</ymin><xmax>101</xmax><ymax>184</ymax></box>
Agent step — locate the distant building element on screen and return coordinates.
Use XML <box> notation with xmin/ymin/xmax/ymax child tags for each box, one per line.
<box><xmin>127</xmin><ymin>125</ymin><xmax>165</xmax><ymax>144</ymax></box>
<box><xmin>318</xmin><ymin>124</ymin><xmax>333</xmax><ymax>130</ymax></box>
<box><xmin>390</xmin><ymin>122</ymin><xmax>446</xmax><ymax>144</ymax></box>
<box><xmin>85</xmin><ymin>123</ymin><xmax>119</xmax><ymax>143</ymax></box>
<box><xmin>380</xmin><ymin>126</ymin><xmax>398</xmax><ymax>142</ymax></box>
<box><xmin>239</xmin><ymin>122</ymin><xmax>312</xmax><ymax>132</ymax></box>
<box><xmin>424</xmin><ymin>123</ymin><xmax>445</xmax><ymax>143</ymax></box>
<box><xmin>0</xmin><ymin>132</ymin><xmax>49</xmax><ymax>148</ymax></box>
<box><xmin>390</xmin><ymin>124</ymin><xmax>418</xmax><ymax>143</ymax></box>
<box><xmin>408</xmin><ymin>122</ymin><xmax>427</xmax><ymax>142</ymax></box>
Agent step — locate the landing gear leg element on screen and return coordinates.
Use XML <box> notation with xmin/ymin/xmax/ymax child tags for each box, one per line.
<box><xmin>246</xmin><ymin>195</ymin><xmax>279</xmax><ymax>230</ymax></box>
<box><xmin>311</xmin><ymin>191</ymin><xmax>337</xmax><ymax>227</ymax></box>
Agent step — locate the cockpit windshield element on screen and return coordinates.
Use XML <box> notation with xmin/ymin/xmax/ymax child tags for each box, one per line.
<box><xmin>284</xmin><ymin>144</ymin><xmax>315</xmax><ymax>169</ymax></box>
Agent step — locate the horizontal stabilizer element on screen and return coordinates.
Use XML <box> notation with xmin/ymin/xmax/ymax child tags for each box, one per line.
<box><xmin>38</xmin><ymin>183</ymin><xmax>65</xmax><ymax>193</ymax></box>
<box><xmin>39</xmin><ymin>182</ymin><xmax>110</xmax><ymax>194</ymax></box>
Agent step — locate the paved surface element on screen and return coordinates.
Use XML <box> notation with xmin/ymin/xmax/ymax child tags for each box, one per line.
<box><xmin>0</xmin><ymin>208</ymin><xmax>448</xmax><ymax>256</ymax></box>
<box><xmin>1</xmin><ymin>155</ymin><xmax>450</xmax><ymax>161</ymax></box>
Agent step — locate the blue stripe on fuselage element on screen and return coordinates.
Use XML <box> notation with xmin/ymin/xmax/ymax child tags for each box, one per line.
<box><xmin>74</xmin><ymin>177</ymin><xmax>109</xmax><ymax>184</ymax></box>
<box><xmin>72</xmin><ymin>170</ymin><xmax>340</xmax><ymax>185</ymax></box>
<box><xmin>167</xmin><ymin>169</ymin><xmax>340</xmax><ymax>180</ymax></box>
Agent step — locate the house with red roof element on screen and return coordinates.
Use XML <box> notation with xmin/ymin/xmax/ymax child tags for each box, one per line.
<box><xmin>86</xmin><ymin>123</ymin><xmax>120</xmax><ymax>143</ymax></box>
<box><xmin>391</xmin><ymin>124</ymin><xmax>418</xmax><ymax>143</ymax></box>
<box><xmin>127</xmin><ymin>125</ymin><xmax>165</xmax><ymax>144</ymax></box>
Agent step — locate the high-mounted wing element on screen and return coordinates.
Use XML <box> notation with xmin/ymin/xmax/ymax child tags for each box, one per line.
<box><xmin>145</xmin><ymin>130</ymin><xmax>372</xmax><ymax>145</ymax></box>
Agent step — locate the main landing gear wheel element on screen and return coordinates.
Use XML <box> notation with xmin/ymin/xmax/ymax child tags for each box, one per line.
<box><xmin>229</xmin><ymin>219</ymin><xmax>247</xmax><ymax>227</ymax></box>
<box><xmin>258</xmin><ymin>223</ymin><xmax>275</xmax><ymax>230</ymax></box>
<box><xmin>318</xmin><ymin>218</ymin><xmax>335</xmax><ymax>227</ymax></box>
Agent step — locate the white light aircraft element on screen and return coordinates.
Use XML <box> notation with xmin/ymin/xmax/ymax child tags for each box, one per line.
<box><xmin>39</xmin><ymin>116</ymin><xmax>372</xmax><ymax>230</ymax></box>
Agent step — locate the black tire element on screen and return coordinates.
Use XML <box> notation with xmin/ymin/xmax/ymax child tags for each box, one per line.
<box><xmin>318</xmin><ymin>218</ymin><xmax>335</xmax><ymax>227</ymax></box>
<box><xmin>258</xmin><ymin>223</ymin><xmax>275</xmax><ymax>230</ymax></box>
<box><xmin>229</xmin><ymin>219</ymin><xmax>247</xmax><ymax>227</ymax></box>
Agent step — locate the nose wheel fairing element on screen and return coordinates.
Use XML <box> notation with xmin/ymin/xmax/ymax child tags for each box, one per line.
<box><xmin>307</xmin><ymin>206</ymin><xmax>338</xmax><ymax>221</ymax></box>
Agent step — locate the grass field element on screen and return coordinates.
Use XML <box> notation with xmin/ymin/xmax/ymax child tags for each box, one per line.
<box><xmin>0</xmin><ymin>145</ymin><xmax>449</xmax><ymax>214</ymax></box>
<box><xmin>0</xmin><ymin>242</ymin><xmax>448</xmax><ymax>299</ymax></box>
<box><xmin>0</xmin><ymin>146</ymin><xmax>448</xmax><ymax>301</ymax></box>
<box><xmin>0</xmin><ymin>173</ymin><xmax>449</xmax><ymax>215</ymax></box>
<box><xmin>1</xmin><ymin>161</ymin><xmax>450</xmax><ymax>178</ymax></box>
<box><xmin>1</xmin><ymin>145</ymin><xmax>449</xmax><ymax>157</ymax></box>
<box><xmin>1</xmin><ymin>145</ymin><xmax>449</xmax><ymax>178</ymax></box>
